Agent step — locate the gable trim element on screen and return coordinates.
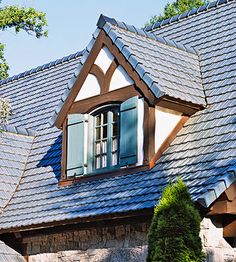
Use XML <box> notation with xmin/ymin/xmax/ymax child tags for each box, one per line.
<box><xmin>90</xmin><ymin>60</ymin><xmax>118</xmax><ymax>94</ymax></box>
<box><xmin>51</xmin><ymin>30</ymin><xmax>157</xmax><ymax>128</ymax></box>
<box><xmin>51</xmin><ymin>30</ymin><xmax>105</xmax><ymax>128</ymax></box>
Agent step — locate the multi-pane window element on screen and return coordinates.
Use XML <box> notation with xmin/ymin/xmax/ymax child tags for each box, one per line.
<box><xmin>94</xmin><ymin>107</ymin><xmax>120</xmax><ymax>170</ymax></box>
<box><xmin>65</xmin><ymin>96</ymin><xmax>141</xmax><ymax>179</ymax></box>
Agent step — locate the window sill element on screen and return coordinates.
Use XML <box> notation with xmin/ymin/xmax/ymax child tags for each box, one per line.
<box><xmin>59</xmin><ymin>164</ymin><xmax>149</xmax><ymax>186</ymax></box>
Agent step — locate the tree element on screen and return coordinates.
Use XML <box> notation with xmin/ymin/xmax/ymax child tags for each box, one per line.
<box><xmin>0</xmin><ymin>97</ymin><xmax>11</xmax><ymax>125</ymax></box>
<box><xmin>147</xmin><ymin>179</ymin><xmax>204</xmax><ymax>262</ymax></box>
<box><xmin>0</xmin><ymin>1</ymin><xmax>47</xmax><ymax>124</ymax></box>
<box><xmin>0</xmin><ymin>1</ymin><xmax>47</xmax><ymax>79</ymax></box>
<box><xmin>146</xmin><ymin>0</ymin><xmax>209</xmax><ymax>27</ymax></box>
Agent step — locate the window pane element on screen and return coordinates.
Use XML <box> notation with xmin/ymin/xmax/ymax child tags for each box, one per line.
<box><xmin>102</xmin><ymin>155</ymin><xmax>107</xmax><ymax>168</ymax></box>
<box><xmin>96</xmin><ymin>115</ymin><xmax>101</xmax><ymax>126</ymax></box>
<box><xmin>102</xmin><ymin>140</ymin><xmax>107</xmax><ymax>153</ymax></box>
<box><xmin>112</xmin><ymin>123</ymin><xmax>118</xmax><ymax>137</ymax></box>
<box><xmin>102</xmin><ymin>126</ymin><xmax>107</xmax><ymax>139</ymax></box>
<box><xmin>96</xmin><ymin>157</ymin><xmax>100</xmax><ymax>169</ymax></box>
<box><xmin>112</xmin><ymin>138</ymin><xmax>118</xmax><ymax>152</ymax></box>
<box><xmin>103</xmin><ymin>112</ymin><xmax>108</xmax><ymax>124</ymax></box>
<box><xmin>96</xmin><ymin>142</ymin><xmax>100</xmax><ymax>155</ymax></box>
<box><xmin>112</xmin><ymin>153</ymin><xmax>118</xmax><ymax>166</ymax></box>
<box><xmin>96</xmin><ymin>127</ymin><xmax>101</xmax><ymax>140</ymax></box>
<box><xmin>113</xmin><ymin>111</ymin><xmax>119</xmax><ymax>123</ymax></box>
<box><xmin>93</xmin><ymin>107</ymin><xmax>120</xmax><ymax>170</ymax></box>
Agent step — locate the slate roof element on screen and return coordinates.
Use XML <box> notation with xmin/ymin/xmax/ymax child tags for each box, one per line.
<box><xmin>0</xmin><ymin>240</ymin><xmax>25</xmax><ymax>261</ymax></box>
<box><xmin>0</xmin><ymin>125</ymin><xmax>34</xmax><ymax>212</ymax></box>
<box><xmin>0</xmin><ymin>0</ymin><xmax>235</xmax><ymax>231</ymax></box>
<box><xmin>98</xmin><ymin>15</ymin><xmax>205</xmax><ymax>105</ymax></box>
<box><xmin>51</xmin><ymin>14</ymin><xmax>205</xmax><ymax>125</ymax></box>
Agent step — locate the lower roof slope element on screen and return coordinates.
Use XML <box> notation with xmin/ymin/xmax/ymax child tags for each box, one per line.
<box><xmin>0</xmin><ymin>240</ymin><xmax>25</xmax><ymax>262</ymax></box>
<box><xmin>0</xmin><ymin>0</ymin><xmax>235</xmax><ymax>231</ymax></box>
<box><xmin>0</xmin><ymin>125</ymin><xmax>34</xmax><ymax>213</ymax></box>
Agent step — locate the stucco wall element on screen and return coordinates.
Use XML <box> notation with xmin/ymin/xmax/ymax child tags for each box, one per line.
<box><xmin>23</xmin><ymin>218</ymin><xmax>236</xmax><ymax>262</ymax></box>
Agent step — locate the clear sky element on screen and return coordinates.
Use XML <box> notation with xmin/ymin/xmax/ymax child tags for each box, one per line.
<box><xmin>1</xmin><ymin>0</ymin><xmax>173</xmax><ymax>76</ymax></box>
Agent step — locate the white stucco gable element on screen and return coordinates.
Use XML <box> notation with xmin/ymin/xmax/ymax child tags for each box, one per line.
<box><xmin>110</xmin><ymin>65</ymin><xmax>134</xmax><ymax>91</ymax></box>
<box><xmin>94</xmin><ymin>46</ymin><xmax>114</xmax><ymax>74</ymax></box>
<box><xmin>75</xmin><ymin>74</ymin><xmax>100</xmax><ymax>101</ymax></box>
<box><xmin>155</xmin><ymin>106</ymin><xmax>182</xmax><ymax>152</ymax></box>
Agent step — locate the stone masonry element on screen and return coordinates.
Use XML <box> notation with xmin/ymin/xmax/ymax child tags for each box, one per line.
<box><xmin>22</xmin><ymin>219</ymin><xmax>236</xmax><ymax>262</ymax></box>
<box><xmin>24</xmin><ymin>222</ymin><xmax>149</xmax><ymax>262</ymax></box>
<box><xmin>200</xmin><ymin>218</ymin><xmax>236</xmax><ymax>262</ymax></box>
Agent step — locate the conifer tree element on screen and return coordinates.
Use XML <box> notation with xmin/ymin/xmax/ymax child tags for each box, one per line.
<box><xmin>147</xmin><ymin>179</ymin><xmax>204</xmax><ymax>262</ymax></box>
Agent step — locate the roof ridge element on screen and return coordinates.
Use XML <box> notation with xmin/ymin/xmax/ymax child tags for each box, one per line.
<box><xmin>0</xmin><ymin>124</ymin><xmax>36</xmax><ymax>137</ymax></box>
<box><xmin>0</xmin><ymin>50</ymin><xmax>84</xmax><ymax>86</ymax></box>
<box><xmin>97</xmin><ymin>14</ymin><xmax>197</xmax><ymax>55</ymax></box>
<box><xmin>145</xmin><ymin>0</ymin><xmax>235</xmax><ymax>31</ymax></box>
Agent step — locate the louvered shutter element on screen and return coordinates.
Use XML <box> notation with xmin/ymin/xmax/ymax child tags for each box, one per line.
<box><xmin>120</xmin><ymin>96</ymin><xmax>138</xmax><ymax>166</ymax></box>
<box><xmin>66</xmin><ymin>114</ymin><xmax>86</xmax><ymax>178</ymax></box>
<box><xmin>86</xmin><ymin>114</ymin><xmax>94</xmax><ymax>174</ymax></box>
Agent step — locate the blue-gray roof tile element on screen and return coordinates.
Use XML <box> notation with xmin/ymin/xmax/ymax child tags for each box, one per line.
<box><xmin>0</xmin><ymin>1</ymin><xmax>235</xmax><ymax>231</ymax></box>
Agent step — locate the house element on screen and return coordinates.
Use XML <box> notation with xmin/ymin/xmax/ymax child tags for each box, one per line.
<box><xmin>0</xmin><ymin>0</ymin><xmax>235</xmax><ymax>261</ymax></box>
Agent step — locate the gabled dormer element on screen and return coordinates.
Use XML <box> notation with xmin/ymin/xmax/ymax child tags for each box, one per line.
<box><xmin>50</xmin><ymin>15</ymin><xmax>206</xmax><ymax>184</ymax></box>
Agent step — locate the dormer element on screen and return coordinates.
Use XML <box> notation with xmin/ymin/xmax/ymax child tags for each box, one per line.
<box><xmin>50</xmin><ymin>15</ymin><xmax>206</xmax><ymax>184</ymax></box>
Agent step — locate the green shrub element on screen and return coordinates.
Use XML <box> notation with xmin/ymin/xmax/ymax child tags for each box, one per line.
<box><xmin>147</xmin><ymin>179</ymin><xmax>204</xmax><ymax>262</ymax></box>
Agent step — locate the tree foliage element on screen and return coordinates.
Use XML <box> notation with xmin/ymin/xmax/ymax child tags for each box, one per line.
<box><xmin>0</xmin><ymin>0</ymin><xmax>47</xmax><ymax>79</ymax></box>
<box><xmin>146</xmin><ymin>0</ymin><xmax>209</xmax><ymax>27</ymax></box>
<box><xmin>0</xmin><ymin>97</ymin><xmax>11</xmax><ymax>125</ymax></box>
<box><xmin>147</xmin><ymin>179</ymin><xmax>204</xmax><ymax>262</ymax></box>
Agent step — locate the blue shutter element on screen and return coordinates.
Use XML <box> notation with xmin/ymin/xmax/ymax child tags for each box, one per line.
<box><xmin>86</xmin><ymin>114</ymin><xmax>94</xmax><ymax>174</ymax></box>
<box><xmin>120</xmin><ymin>96</ymin><xmax>138</xmax><ymax>166</ymax></box>
<box><xmin>67</xmin><ymin>114</ymin><xmax>85</xmax><ymax>178</ymax></box>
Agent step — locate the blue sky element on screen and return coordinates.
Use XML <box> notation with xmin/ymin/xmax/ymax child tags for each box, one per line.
<box><xmin>1</xmin><ymin>0</ymin><xmax>173</xmax><ymax>76</ymax></box>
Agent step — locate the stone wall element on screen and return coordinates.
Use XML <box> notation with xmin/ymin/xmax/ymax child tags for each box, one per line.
<box><xmin>22</xmin><ymin>218</ymin><xmax>236</xmax><ymax>262</ymax></box>
<box><xmin>200</xmin><ymin>218</ymin><xmax>236</xmax><ymax>262</ymax></box>
<box><xmin>23</xmin><ymin>222</ymin><xmax>149</xmax><ymax>262</ymax></box>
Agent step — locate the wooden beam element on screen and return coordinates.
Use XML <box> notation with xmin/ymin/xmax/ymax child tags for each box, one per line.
<box><xmin>60</xmin><ymin>164</ymin><xmax>149</xmax><ymax>186</ymax></box>
<box><xmin>0</xmin><ymin>208</ymin><xmax>154</xmax><ymax>235</ymax></box>
<box><xmin>157</xmin><ymin>96</ymin><xmax>203</xmax><ymax>116</ymax></box>
<box><xmin>225</xmin><ymin>182</ymin><xmax>236</xmax><ymax>201</ymax></box>
<box><xmin>90</xmin><ymin>64</ymin><xmax>105</xmax><ymax>90</ymax></box>
<box><xmin>104</xmin><ymin>60</ymin><xmax>118</xmax><ymax>93</ymax></box>
<box><xmin>103</xmin><ymin>31</ymin><xmax>156</xmax><ymax>106</ymax></box>
<box><xmin>223</xmin><ymin>219</ymin><xmax>236</xmax><ymax>237</ymax></box>
<box><xmin>208</xmin><ymin>198</ymin><xmax>236</xmax><ymax>215</ymax></box>
<box><xmin>55</xmin><ymin>32</ymin><xmax>106</xmax><ymax>128</ymax></box>
<box><xmin>208</xmin><ymin>183</ymin><xmax>236</xmax><ymax>215</ymax></box>
<box><xmin>68</xmin><ymin>85</ymin><xmax>141</xmax><ymax>114</ymax></box>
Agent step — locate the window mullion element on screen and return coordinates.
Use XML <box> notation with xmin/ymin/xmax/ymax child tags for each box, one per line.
<box><xmin>107</xmin><ymin>111</ymin><xmax>112</xmax><ymax>168</ymax></box>
<box><xmin>100</xmin><ymin>114</ymin><xmax>103</xmax><ymax>169</ymax></box>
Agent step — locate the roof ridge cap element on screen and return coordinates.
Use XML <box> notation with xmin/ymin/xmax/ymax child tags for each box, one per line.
<box><xmin>0</xmin><ymin>50</ymin><xmax>84</xmax><ymax>86</ymax></box>
<box><xmin>145</xmin><ymin>0</ymin><xmax>235</xmax><ymax>31</ymax></box>
<box><xmin>0</xmin><ymin>124</ymin><xmax>36</xmax><ymax>137</ymax></box>
<box><xmin>97</xmin><ymin>14</ymin><xmax>197</xmax><ymax>55</ymax></box>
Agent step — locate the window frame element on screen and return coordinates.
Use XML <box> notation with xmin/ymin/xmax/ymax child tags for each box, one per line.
<box><xmin>60</xmin><ymin>85</ymin><xmax>155</xmax><ymax>184</ymax></box>
<box><xmin>91</xmin><ymin>104</ymin><xmax>121</xmax><ymax>173</ymax></box>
